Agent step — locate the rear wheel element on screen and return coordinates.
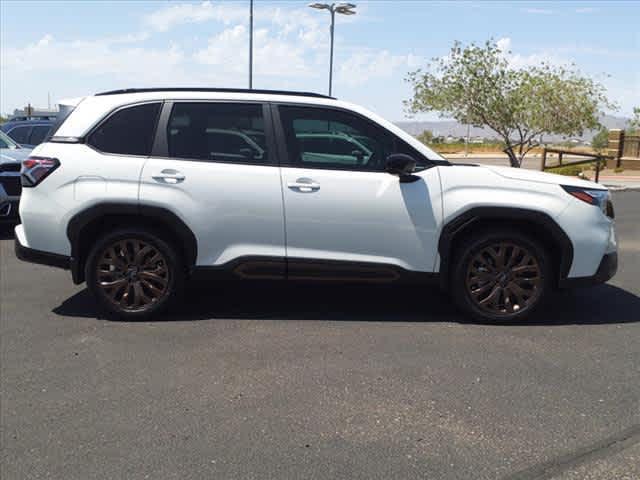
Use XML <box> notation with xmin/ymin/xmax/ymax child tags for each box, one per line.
<box><xmin>451</xmin><ymin>229</ymin><xmax>551</xmax><ymax>322</ymax></box>
<box><xmin>85</xmin><ymin>228</ymin><xmax>184</xmax><ymax>320</ymax></box>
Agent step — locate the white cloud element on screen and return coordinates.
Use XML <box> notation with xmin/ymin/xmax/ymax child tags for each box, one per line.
<box><xmin>1</xmin><ymin>34</ymin><xmax>187</xmax><ymax>84</ymax></box>
<box><xmin>496</xmin><ymin>37</ymin><xmax>511</xmax><ymax>53</ymax></box>
<box><xmin>36</xmin><ymin>34</ymin><xmax>53</xmax><ymax>47</ymax></box>
<box><xmin>575</xmin><ymin>7</ymin><xmax>597</xmax><ymax>13</ymax></box>
<box><xmin>145</xmin><ymin>1</ymin><xmax>246</xmax><ymax>32</ymax></box>
<box><xmin>337</xmin><ymin>50</ymin><xmax>415</xmax><ymax>87</ymax></box>
<box><xmin>193</xmin><ymin>23</ymin><xmax>317</xmax><ymax>78</ymax></box>
<box><xmin>495</xmin><ymin>37</ymin><xmax>568</xmax><ymax>68</ymax></box>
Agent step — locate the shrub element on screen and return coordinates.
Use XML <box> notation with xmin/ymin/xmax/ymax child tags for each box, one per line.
<box><xmin>547</xmin><ymin>165</ymin><xmax>587</xmax><ymax>176</ymax></box>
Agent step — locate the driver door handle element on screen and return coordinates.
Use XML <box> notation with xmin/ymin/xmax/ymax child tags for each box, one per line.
<box><xmin>288</xmin><ymin>178</ymin><xmax>320</xmax><ymax>193</ymax></box>
<box><xmin>152</xmin><ymin>169</ymin><xmax>185</xmax><ymax>184</ymax></box>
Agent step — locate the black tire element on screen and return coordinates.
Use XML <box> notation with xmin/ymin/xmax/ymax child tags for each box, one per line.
<box><xmin>85</xmin><ymin>227</ymin><xmax>185</xmax><ymax>321</ymax></box>
<box><xmin>450</xmin><ymin>229</ymin><xmax>551</xmax><ymax>323</ymax></box>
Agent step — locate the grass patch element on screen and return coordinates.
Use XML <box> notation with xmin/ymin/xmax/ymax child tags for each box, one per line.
<box><xmin>546</xmin><ymin>165</ymin><xmax>589</xmax><ymax>176</ymax></box>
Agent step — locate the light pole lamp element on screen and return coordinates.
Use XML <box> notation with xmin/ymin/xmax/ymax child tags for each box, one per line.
<box><xmin>308</xmin><ymin>3</ymin><xmax>356</xmax><ymax>96</ymax></box>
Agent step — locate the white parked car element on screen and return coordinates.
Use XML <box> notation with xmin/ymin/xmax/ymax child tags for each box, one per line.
<box><xmin>15</xmin><ymin>88</ymin><xmax>617</xmax><ymax>321</ymax></box>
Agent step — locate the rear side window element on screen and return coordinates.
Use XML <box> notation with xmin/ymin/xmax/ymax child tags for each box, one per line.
<box><xmin>8</xmin><ymin>126</ymin><xmax>31</xmax><ymax>145</ymax></box>
<box><xmin>29</xmin><ymin>125</ymin><xmax>51</xmax><ymax>146</ymax></box>
<box><xmin>88</xmin><ymin>103</ymin><xmax>161</xmax><ymax>156</ymax></box>
<box><xmin>167</xmin><ymin>102</ymin><xmax>268</xmax><ymax>164</ymax></box>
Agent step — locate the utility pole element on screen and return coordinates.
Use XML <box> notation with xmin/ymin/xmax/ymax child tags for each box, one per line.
<box><xmin>249</xmin><ymin>0</ymin><xmax>253</xmax><ymax>89</ymax></box>
<box><xmin>329</xmin><ymin>8</ymin><xmax>335</xmax><ymax>97</ymax></box>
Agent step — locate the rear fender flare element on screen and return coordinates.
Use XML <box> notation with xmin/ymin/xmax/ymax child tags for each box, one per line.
<box><xmin>66</xmin><ymin>203</ymin><xmax>197</xmax><ymax>284</ymax></box>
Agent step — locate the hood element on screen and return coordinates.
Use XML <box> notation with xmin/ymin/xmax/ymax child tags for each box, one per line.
<box><xmin>480</xmin><ymin>164</ymin><xmax>605</xmax><ymax>190</ymax></box>
<box><xmin>0</xmin><ymin>148</ymin><xmax>32</xmax><ymax>164</ymax></box>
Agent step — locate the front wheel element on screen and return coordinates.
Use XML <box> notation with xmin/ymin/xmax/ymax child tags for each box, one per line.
<box><xmin>85</xmin><ymin>228</ymin><xmax>184</xmax><ymax>320</ymax></box>
<box><xmin>451</xmin><ymin>229</ymin><xmax>551</xmax><ymax>322</ymax></box>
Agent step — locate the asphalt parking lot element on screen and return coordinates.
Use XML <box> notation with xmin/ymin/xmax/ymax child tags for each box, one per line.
<box><xmin>1</xmin><ymin>191</ymin><xmax>639</xmax><ymax>480</ymax></box>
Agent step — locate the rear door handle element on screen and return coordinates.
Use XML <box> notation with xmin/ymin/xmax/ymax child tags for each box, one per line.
<box><xmin>287</xmin><ymin>178</ymin><xmax>320</xmax><ymax>192</ymax></box>
<box><xmin>152</xmin><ymin>169</ymin><xmax>185</xmax><ymax>184</ymax></box>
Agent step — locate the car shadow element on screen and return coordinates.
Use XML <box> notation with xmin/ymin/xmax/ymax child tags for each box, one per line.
<box><xmin>53</xmin><ymin>281</ymin><xmax>640</xmax><ymax>326</ymax></box>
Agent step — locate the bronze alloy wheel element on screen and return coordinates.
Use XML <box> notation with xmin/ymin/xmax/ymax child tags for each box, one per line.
<box><xmin>95</xmin><ymin>238</ymin><xmax>170</xmax><ymax>312</ymax></box>
<box><xmin>465</xmin><ymin>242</ymin><xmax>542</xmax><ymax>316</ymax></box>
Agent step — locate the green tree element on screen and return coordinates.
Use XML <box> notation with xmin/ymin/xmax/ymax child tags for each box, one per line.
<box><xmin>405</xmin><ymin>40</ymin><xmax>615</xmax><ymax>167</ymax></box>
<box><xmin>591</xmin><ymin>128</ymin><xmax>609</xmax><ymax>152</ymax></box>
<box><xmin>629</xmin><ymin>107</ymin><xmax>640</xmax><ymax>133</ymax></box>
<box><xmin>416</xmin><ymin>129</ymin><xmax>434</xmax><ymax>145</ymax></box>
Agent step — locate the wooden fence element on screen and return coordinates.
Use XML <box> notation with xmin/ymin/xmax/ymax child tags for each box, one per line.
<box><xmin>622</xmin><ymin>134</ymin><xmax>640</xmax><ymax>159</ymax></box>
<box><xmin>540</xmin><ymin>148</ymin><xmax>611</xmax><ymax>183</ymax></box>
<box><xmin>608</xmin><ymin>130</ymin><xmax>640</xmax><ymax>169</ymax></box>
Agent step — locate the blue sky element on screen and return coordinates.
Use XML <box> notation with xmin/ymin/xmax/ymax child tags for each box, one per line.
<box><xmin>1</xmin><ymin>1</ymin><xmax>638</xmax><ymax>121</ymax></box>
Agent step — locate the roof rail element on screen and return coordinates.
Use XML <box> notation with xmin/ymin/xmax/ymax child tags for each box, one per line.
<box><xmin>95</xmin><ymin>87</ymin><xmax>335</xmax><ymax>99</ymax></box>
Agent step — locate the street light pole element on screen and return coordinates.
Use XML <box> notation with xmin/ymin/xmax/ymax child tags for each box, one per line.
<box><xmin>308</xmin><ymin>3</ymin><xmax>356</xmax><ymax>96</ymax></box>
<box><xmin>249</xmin><ymin>0</ymin><xmax>253</xmax><ymax>89</ymax></box>
<box><xmin>329</xmin><ymin>8</ymin><xmax>335</xmax><ymax>97</ymax></box>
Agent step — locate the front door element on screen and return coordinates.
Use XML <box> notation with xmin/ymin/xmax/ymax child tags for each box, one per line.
<box><xmin>139</xmin><ymin>101</ymin><xmax>285</xmax><ymax>273</ymax></box>
<box><xmin>276</xmin><ymin>104</ymin><xmax>442</xmax><ymax>276</ymax></box>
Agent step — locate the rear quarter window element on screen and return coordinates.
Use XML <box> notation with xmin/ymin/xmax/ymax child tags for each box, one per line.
<box><xmin>88</xmin><ymin>103</ymin><xmax>161</xmax><ymax>156</ymax></box>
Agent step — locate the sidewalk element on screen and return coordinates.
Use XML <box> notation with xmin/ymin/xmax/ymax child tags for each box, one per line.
<box><xmin>445</xmin><ymin>154</ymin><xmax>640</xmax><ymax>190</ymax></box>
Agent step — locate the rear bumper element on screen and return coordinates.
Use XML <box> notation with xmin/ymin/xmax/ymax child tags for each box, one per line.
<box><xmin>15</xmin><ymin>236</ymin><xmax>71</xmax><ymax>270</ymax></box>
<box><xmin>559</xmin><ymin>252</ymin><xmax>618</xmax><ymax>289</ymax></box>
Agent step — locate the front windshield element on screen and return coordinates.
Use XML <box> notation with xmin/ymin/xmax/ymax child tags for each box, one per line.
<box><xmin>0</xmin><ymin>130</ymin><xmax>19</xmax><ymax>149</ymax></box>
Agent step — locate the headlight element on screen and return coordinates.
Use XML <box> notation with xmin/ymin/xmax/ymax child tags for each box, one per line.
<box><xmin>561</xmin><ymin>185</ymin><xmax>614</xmax><ymax>218</ymax></box>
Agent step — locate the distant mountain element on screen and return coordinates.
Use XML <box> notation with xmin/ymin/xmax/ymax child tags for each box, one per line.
<box><xmin>395</xmin><ymin>115</ymin><xmax>631</xmax><ymax>142</ymax></box>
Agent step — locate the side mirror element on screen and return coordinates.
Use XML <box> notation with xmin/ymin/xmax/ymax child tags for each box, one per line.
<box><xmin>385</xmin><ymin>154</ymin><xmax>417</xmax><ymax>182</ymax></box>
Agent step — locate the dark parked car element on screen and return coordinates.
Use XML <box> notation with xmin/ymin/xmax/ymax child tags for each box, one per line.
<box><xmin>0</xmin><ymin>119</ymin><xmax>54</xmax><ymax>148</ymax></box>
<box><xmin>0</xmin><ymin>130</ymin><xmax>31</xmax><ymax>222</ymax></box>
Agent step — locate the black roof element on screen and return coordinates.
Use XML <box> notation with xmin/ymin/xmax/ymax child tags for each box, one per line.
<box><xmin>95</xmin><ymin>88</ymin><xmax>335</xmax><ymax>99</ymax></box>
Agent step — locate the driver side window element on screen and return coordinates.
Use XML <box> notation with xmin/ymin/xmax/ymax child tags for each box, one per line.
<box><xmin>279</xmin><ymin>105</ymin><xmax>395</xmax><ymax>171</ymax></box>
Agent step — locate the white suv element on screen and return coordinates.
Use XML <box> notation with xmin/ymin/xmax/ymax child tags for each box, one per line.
<box><xmin>15</xmin><ymin>88</ymin><xmax>617</xmax><ymax>322</ymax></box>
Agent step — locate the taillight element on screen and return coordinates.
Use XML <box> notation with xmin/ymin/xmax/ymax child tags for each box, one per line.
<box><xmin>561</xmin><ymin>185</ymin><xmax>613</xmax><ymax>218</ymax></box>
<box><xmin>21</xmin><ymin>156</ymin><xmax>60</xmax><ymax>187</ymax></box>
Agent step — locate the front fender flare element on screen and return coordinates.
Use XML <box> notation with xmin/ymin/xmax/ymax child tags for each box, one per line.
<box><xmin>437</xmin><ymin>207</ymin><xmax>573</xmax><ymax>289</ymax></box>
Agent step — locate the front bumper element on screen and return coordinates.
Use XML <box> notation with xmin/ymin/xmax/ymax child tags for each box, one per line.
<box><xmin>15</xmin><ymin>235</ymin><xmax>71</xmax><ymax>270</ymax></box>
<box><xmin>559</xmin><ymin>252</ymin><xmax>618</xmax><ymax>289</ymax></box>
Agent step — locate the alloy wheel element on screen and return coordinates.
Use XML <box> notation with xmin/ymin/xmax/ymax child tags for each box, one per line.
<box><xmin>95</xmin><ymin>238</ymin><xmax>170</xmax><ymax>312</ymax></box>
<box><xmin>465</xmin><ymin>242</ymin><xmax>542</xmax><ymax>316</ymax></box>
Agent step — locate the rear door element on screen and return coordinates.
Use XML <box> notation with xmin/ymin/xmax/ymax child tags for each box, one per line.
<box><xmin>139</xmin><ymin>101</ymin><xmax>285</xmax><ymax>272</ymax></box>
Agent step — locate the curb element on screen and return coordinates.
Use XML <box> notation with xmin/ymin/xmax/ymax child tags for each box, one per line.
<box><xmin>603</xmin><ymin>184</ymin><xmax>640</xmax><ymax>192</ymax></box>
